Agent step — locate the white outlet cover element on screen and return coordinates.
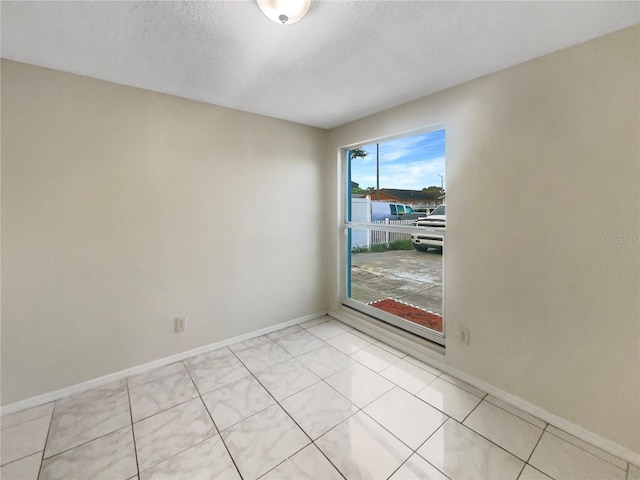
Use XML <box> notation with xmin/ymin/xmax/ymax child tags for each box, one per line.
<box><xmin>175</xmin><ymin>317</ymin><xmax>186</xmax><ymax>332</ymax></box>
<box><xmin>459</xmin><ymin>327</ymin><xmax>469</xmax><ymax>345</ymax></box>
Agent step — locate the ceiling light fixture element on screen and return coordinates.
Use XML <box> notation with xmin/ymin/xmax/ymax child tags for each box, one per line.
<box><xmin>256</xmin><ymin>0</ymin><xmax>311</xmax><ymax>25</ymax></box>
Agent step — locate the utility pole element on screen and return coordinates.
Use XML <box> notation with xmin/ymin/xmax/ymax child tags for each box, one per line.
<box><xmin>376</xmin><ymin>143</ymin><xmax>380</xmax><ymax>201</ymax></box>
<box><xmin>438</xmin><ymin>174</ymin><xmax>444</xmax><ymax>189</ymax></box>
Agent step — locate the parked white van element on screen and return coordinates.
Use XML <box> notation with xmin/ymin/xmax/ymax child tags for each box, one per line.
<box><xmin>370</xmin><ymin>202</ymin><xmax>414</xmax><ymax>222</ymax></box>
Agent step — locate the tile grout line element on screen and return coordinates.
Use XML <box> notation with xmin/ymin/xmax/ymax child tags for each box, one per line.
<box><xmin>521</xmin><ymin>464</ymin><xmax>557</xmax><ymax>480</ymax></box>
<box><xmin>129</xmin><ymin>358</ymin><xmax>231</xmax><ymax>475</ymax></box>
<box><xmin>484</xmin><ymin>395</ymin><xmax>549</xmax><ymax>430</ymax></box>
<box><xmin>554</xmin><ymin>420</ymin><xmax>630</xmax><ymax>471</ymax></box>
<box><xmin>358</xmin><ymin>404</ymin><xmax>442</xmax><ymax>471</ymax></box>
<box><xmin>125</xmin><ymin>379</ymin><xmax>142</xmax><ymax>480</ymax></box>
<box><xmin>127</xmin><ymin>365</ymin><xmax>185</xmax><ymax>390</ymax></box>
<box><xmin>232</xmin><ymin>333</ymin><xmax>361</xmax><ymax>480</ymax></box>
<box><xmin>298</xmin><ymin>327</ymin><xmax>448</xmax><ymax>479</ymax></box>
<box><xmin>0</xmin><ymin>426</ymin><xmax>48</xmax><ymax>474</ymax></box>
<box><xmin>402</xmin><ymin>369</ymin><xmax>546</xmax><ymax>476</ymax></box>
<box><xmin>444</xmin><ymin>417</ymin><xmax>534</xmax><ymax>470</ymax></box>
<box><xmin>232</xmin><ymin>346</ymin><xmax>314</xmax><ymax>445</ymax></box>
<box><xmin>309</xmin><ymin>412</ymin><xmax>359</xmax><ymax>480</ymax></box>
<box><xmin>310</xmin><ymin>333</ymin><xmax>465</xmax><ymax>476</ymax></box>
<box><xmin>33</xmin><ymin>386</ymin><xmax>134</xmax><ymax>463</ymax></box>
<box><xmin>183</xmin><ymin>358</ymin><xmax>245</xmax><ymax>480</ymax></box>
<box><xmin>514</xmin><ymin>462</ymin><xmax>528</xmax><ymax>480</ymax></box>
<box><xmin>229</xmin><ymin>343</ymin><xmax>341</xmax><ymax>480</ymax></box>
<box><xmin>543</xmin><ymin>426</ymin><xmax>630</xmax><ymax>471</ymax></box>
<box><xmin>384</xmin><ymin>456</ymin><xmax>413</xmax><ymax>480</ymax></box>
<box><xmin>525</xmin><ymin>423</ymin><xmax>547</xmax><ymax>465</ymax></box>
<box><xmin>410</xmin><ymin>420</ymin><xmax>454</xmax><ymax>480</ymax></box>
<box><xmin>459</xmin><ymin>391</ymin><xmax>487</xmax><ymax>424</ymax></box>
<box><xmin>35</xmin><ymin>400</ymin><xmax>56</xmax><ymax>480</ymax></box>
<box><xmin>35</xmin><ymin>424</ymin><xmax>135</xmax><ymax>464</ymax></box>
<box><xmin>517</xmin><ymin>423</ymin><xmax>557</xmax><ymax>480</ymax></box>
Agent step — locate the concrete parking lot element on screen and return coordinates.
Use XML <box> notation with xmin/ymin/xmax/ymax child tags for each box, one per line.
<box><xmin>350</xmin><ymin>248</ymin><xmax>443</xmax><ymax>315</ymax></box>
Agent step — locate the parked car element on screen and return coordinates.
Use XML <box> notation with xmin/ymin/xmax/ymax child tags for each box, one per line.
<box><xmin>398</xmin><ymin>212</ymin><xmax>424</xmax><ymax>222</ymax></box>
<box><xmin>411</xmin><ymin>205</ymin><xmax>445</xmax><ymax>252</ymax></box>
<box><xmin>412</xmin><ymin>206</ymin><xmax>437</xmax><ymax>215</ymax></box>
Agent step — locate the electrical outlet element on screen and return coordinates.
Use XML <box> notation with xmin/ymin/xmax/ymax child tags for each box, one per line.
<box><xmin>175</xmin><ymin>316</ymin><xmax>186</xmax><ymax>333</ymax></box>
<box><xmin>458</xmin><ymin>327</ymin><xmax>470</xmax><ymax>346</ymax></box>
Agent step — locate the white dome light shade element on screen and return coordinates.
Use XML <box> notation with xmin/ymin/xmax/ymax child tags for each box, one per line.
<box><xmin>256</xmin><ymin>0</ymin><xmax>312</xmax><ymax>25</ymax></box>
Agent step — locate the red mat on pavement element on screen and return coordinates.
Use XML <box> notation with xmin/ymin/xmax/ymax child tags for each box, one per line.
<box><xmin>369</xmin><ymin>298</ymin><xmax>443</xmax><ymax>333</ymax></box>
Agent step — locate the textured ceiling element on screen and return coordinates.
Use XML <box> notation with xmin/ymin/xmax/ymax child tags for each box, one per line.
<box><xmin>1</xmin><ymin>1</ymin><xmax>638</xmax><ymax>129</ymax></box>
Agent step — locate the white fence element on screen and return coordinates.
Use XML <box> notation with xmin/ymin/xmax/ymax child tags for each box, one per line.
<box><xmin>353</xmin><ymin>219</ymin><xmax>415</xmax><ymax>250</ymax></box>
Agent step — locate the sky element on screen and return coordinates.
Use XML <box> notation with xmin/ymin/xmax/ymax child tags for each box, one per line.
<box><xmin>350</xmin><ymin>129</ymin><xmax>445</xmax><ymax>191</ymax></box>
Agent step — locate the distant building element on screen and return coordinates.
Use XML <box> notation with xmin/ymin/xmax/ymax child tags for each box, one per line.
<box><xmin>366</xmin><ymin>188</ymin><xmax>443</xmax><ymax>205</ymax></box>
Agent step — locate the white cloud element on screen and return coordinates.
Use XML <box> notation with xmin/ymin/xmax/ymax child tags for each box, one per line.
<box><xmin>383</xmin><ymin>149</ymin><xmax>411</xmax><ymax>162</ymax></box>
<box><xmin>378</xmin><ymin>157</ymin><xmax>445</xmax><ymax>190</ymax></box>
<box><xmin>351</xmin><ymin>129</ymin><xmax>446</xmax><ymax>189</ymax></box>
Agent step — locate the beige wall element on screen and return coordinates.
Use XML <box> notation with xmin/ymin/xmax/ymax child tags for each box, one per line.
<box><xmin>1</xmin><ymin>60</ymin><xmax>327</xmax><ymax>404</ymax></box>
<box><xmin>328</xmin><ymin>26</ymin><xmax>639</xmax><ymax>454</ymax></box>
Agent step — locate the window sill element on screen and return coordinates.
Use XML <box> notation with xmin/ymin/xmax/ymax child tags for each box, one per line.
<box><xmin>329</xmin><ymin>304</ymin><xmax>446</xmax><ymax>365</ymax></box>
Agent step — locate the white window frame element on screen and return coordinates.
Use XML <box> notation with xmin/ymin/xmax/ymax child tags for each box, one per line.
<box><xmin>340</xmin><ymin>127</ymin><xmax>446</xmax><ymax>346</ymax></box>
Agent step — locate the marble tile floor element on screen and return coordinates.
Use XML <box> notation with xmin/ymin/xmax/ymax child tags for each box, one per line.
<box><xmin>1</xmin><ymin>315</ymin><xmax>637</xmax><ymax>480</ymax></box>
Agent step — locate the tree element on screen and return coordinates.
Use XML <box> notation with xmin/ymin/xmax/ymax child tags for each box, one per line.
<box><xmin>350</xmin><ymin>147</ymin><xmax>368</xmax><ymax>159</ymax></box>
<box><xmin>422</xmin><ymin>186</ymin><xmax>445</xmax><ymax>197</ymax></box>
<box><xmin>350</xmin><ymin>148</ymin><xmax>369</xmax><ymax>193</ymax></box>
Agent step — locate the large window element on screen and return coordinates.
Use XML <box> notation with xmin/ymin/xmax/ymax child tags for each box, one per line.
<box><xmin>344</xmin><ymin>130</ymin><xmax>446</xmax><ymax>345</ymax></box>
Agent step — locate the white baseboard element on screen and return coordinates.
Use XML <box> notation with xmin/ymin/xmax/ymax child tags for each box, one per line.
<box><xmin>329</xmin><ymin>307</ymin><xmax>640</xmax><ymax>467</ymax></box>
<box><xmin>1</xmin><ymin>310</ymin><xmax>327</xmax><ymax>417</ymax></box>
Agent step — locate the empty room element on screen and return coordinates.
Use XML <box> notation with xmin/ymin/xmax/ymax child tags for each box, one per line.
<box><xmin>1</xmin><ymin>1</ymin><xmax>638</xmax><ymax>479</ymax></box>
